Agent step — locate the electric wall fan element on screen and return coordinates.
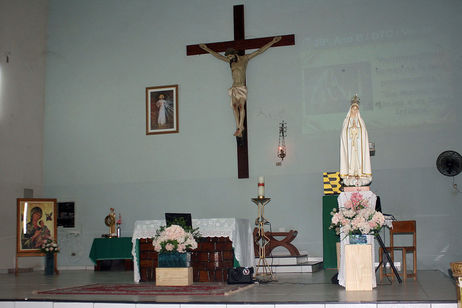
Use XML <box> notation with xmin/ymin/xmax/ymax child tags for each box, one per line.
<box><xmin>436</xmin><ymin>150</ymin><xmax>462</xmax><ymax>177</ymax></box>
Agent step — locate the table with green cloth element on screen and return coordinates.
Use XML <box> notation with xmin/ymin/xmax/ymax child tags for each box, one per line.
<box><xmin>89</xmin><ymin>237</ymin><xmax>133</xmax><ymax>268</ymax></box>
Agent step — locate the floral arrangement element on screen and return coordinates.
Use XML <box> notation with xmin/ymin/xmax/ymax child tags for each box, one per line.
<box><xmin>152</xmin><ymin>224</ymin><xmax>198</xmax><ymax>254</ymax></box>
<box><xmin>330</xmin><ymin>192</ymin><xmax>387</xmax><ymax>236</ymax></box>
<box><xmin>40</xmin><ymin>238</ymin><xmax>60</xmax><ymax>254</ymax></box>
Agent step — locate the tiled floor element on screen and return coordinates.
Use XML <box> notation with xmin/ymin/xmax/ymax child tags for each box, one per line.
<box><xmin>0</xmin><ymin>269</ymin><xmax>458</xmax><ymax>308</ymax></box>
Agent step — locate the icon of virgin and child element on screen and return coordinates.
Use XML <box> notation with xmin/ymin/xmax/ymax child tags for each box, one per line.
<box><xmin>21</xmin><ymin>206</ymin><xmax>52</xmax><ymax>249</ymax></box>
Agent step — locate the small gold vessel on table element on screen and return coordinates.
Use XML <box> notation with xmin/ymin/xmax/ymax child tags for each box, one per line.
<box><xmin>102</xmin><ymin>208</ymin><xmax>116</xmax><ymax>237</ymax></box>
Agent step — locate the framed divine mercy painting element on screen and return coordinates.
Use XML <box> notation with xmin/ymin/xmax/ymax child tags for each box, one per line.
<box><xmin>146</xmin><ymin>84</ymin><xmax>179</xmax><ymax>135</ymax></box>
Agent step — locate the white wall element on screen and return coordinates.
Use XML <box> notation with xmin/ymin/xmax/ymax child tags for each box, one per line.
<box><xmin>2</xmin><ymin>0</ymin><xmax>461</xmax><ymax>273</ymax></box>
<box><xmin>0</xmin><ymin>0</ymin><xmax>48</xmax><ymax>270</ymax></box>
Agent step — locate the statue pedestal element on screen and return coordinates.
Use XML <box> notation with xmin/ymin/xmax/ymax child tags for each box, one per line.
<box><xmin>345</xmin><ymin>244</ymin><xmax>373</xmax><ymax>291</ymax></box>
<box><xmin>337</xmin><ymin>191</ymin><xmax>377</xmax><ymax>289</ymax></box>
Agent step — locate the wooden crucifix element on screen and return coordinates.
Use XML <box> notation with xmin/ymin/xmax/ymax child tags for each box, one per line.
<box><xmin>187</xmin><ymin>5</ymin><xmax>295</xmax><ymax>179</ymax></box>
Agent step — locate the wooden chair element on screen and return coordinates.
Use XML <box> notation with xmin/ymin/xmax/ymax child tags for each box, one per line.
<box><xmin>379</xmin><ymin>220</ymin><xmax>417</xmax><ymax>281</ymax></box>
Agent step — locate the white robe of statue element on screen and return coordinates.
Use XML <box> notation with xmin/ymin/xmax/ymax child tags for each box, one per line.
<box><xmin>340</xmin><ymin>97</ymin><xmax>372</xmax><ymax>186</ymax></box>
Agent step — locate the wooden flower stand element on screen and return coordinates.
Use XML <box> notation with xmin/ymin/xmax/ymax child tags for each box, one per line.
<box><xmin>345</xmin><ymin>244</ymin><xmax>373</xmax><ymax>291</ymax></box>
<box><xmin>155</xmin><ymin>267</ymin><xmax>193</xmax><ymax>286</ymax></box>
<box><xmin>450</xmin><ymin>262</ymin><xmax>462</xmax><ymax>308</ymax></box>
<box><xmin>457</xmin><ymin>277</ymin><xmax>462</xmax><ymax>308</ymax></box>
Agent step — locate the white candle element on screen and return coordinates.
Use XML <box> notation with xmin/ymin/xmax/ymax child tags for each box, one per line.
<box><xmin>258</xmin><ymin>176</ymin><xmax>265</xmax><ymax>198</ymax></box>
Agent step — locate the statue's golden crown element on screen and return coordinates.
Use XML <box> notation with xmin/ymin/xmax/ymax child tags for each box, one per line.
<box><xmin>350</xmin><ymin>94</ymin><xmax>360</xmax><ymax>106</ymax></box>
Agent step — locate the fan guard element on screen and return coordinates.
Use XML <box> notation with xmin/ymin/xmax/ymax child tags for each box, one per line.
<box><xmin>436</xmin><ymin>150</ymin><xmax>462</xmax><ymax>177</ymax></box>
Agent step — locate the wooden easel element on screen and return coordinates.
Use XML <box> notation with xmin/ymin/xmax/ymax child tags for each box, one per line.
<box><xmin>15</xmin><ymin>253</ymin><xmax>59</xmax><ymax>275</ymax></box>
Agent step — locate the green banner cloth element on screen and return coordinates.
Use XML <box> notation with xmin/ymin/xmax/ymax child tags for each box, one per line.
<box><xmin>322</xmin><ymin>195</ymin><xmax>340</xmax><ymax>269</ymax></box>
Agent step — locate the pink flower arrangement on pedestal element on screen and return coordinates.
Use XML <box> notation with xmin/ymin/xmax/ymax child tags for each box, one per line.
<box><xmin>152</xmin><ymin>225</ymin><xmax>198</xmax><ymax>254</ymax></box>
<box><xmin>330</xmin><ymin>192</ymin><xmax>386</xmax><ymax>236</ymax></box>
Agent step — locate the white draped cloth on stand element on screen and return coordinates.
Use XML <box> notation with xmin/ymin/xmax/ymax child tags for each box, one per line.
<box><xmin>131</xmin><ymin>218</ymin><xmax>254</xmax><ymax>283</ymax></box>
<box><xmin>337</xmin><ymin>191</ymin><xmax>377</xmax><ymax>288</ymax></box>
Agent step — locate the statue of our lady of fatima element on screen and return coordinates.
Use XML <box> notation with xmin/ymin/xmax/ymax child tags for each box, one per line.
<box><xmin>340</xmin><ymin>95</ymin><xmax>372</xmax><ymax>187</ymax></box>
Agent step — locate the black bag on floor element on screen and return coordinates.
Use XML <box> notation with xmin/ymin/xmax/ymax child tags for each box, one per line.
<box><xmin>227</xmin><ymin>267</ymin><xmax>254</xmax><ymax>284</ymax></box>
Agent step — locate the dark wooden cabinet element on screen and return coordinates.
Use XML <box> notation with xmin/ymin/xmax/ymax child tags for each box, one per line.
<box><xmin>190</xmin><ymin>237</ymin><xmax>234</xmax><ymax>282</ymax></box>
<box><xmin>138</xmin><ymin>238</ymin><xmax>158</xmax><ymax>281</ymax></box>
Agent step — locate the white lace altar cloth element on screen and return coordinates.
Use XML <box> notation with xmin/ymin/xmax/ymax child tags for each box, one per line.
<box><xmin>337</xmin><ymin>191</ymin><xmax>377</xmax><ymax>288</ymax></box>
<box><xmin>131</xmin><ymin>218</ymin><xmax>254</xmax><ymax>283</ymax></box>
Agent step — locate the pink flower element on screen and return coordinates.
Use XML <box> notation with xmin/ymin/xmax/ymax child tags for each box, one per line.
<box><xmin>330</xmin><ymin>193</ymin><xmax>386</xmax><ymax>236</ymax></box>
<box><xmin>184</xmin><ymin>234</ymin><xmax>198</xmax><ymax>250</ymax></box>
<box><xmin>177</xmin><ymin>244</ymin><xmax>186</xmax><ymax>253</ymax></box>
<box><xmin>165</xmin><ymin>243</ymin><xmax>174</xmax><ymax>251</ymax></box>
<box><xmin>164</xmin><ymin>225</ymin><xmax>186</xmax><ymax>241</ymax></box>
<box><xmin>351</xmin><ymin>192</ymin><xmax>363</xmax><ymax>203</ymax></box>
<box><xmin>344</xmin><ymin>200</ymin><xmax>353</xmax><ymax>209</ymax></box>
<box><xmin>372</xmin><ymin>212</ymin><xmax>385</xmax><ymax>224</ymax></box>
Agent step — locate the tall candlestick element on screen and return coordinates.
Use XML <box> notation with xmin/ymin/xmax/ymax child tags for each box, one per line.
<box><xmin>258</xmin><ymin>176</ymin><xmax>265</xmax><ymax>198</ymax></box>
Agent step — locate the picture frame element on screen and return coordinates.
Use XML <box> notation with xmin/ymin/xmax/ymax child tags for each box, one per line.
<box><xmin>146</xmin><ymin>84</ymin><xmax>179</xmax><ymax>135</ymax></box>
<box><xmin>16</xmin><ymin>198</ymin><xmax>57</xmax><ymax>256</ymax></box>
<box><xmin>57</xmin><ymin>201</ymin><xmax>75</xmax><ymax>228</ymax></box>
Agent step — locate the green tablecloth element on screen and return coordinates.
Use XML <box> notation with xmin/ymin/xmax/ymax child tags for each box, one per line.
<box><xmin>89</xmin><ymin>237</ymin><xmax>133</xmax><ymax>264</ymax></box>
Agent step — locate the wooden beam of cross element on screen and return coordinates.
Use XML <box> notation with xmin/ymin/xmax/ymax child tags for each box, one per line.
<box><xmin>186</xmin><ymin>5</ymin><xmax>295</xmax><ymax>179</ymax></box>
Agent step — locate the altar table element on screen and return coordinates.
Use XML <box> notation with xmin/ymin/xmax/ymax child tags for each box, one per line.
<box><xmin>131</xmin><ymin>218</ymin><xmax>254</xmax><ymax>283</ymax></box>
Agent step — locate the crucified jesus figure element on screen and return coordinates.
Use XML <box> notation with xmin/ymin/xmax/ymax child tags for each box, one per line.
<box><xmin>200</xmin><ymin>36</ymin><xmax>282</xmax><ymax>137</ymax></box>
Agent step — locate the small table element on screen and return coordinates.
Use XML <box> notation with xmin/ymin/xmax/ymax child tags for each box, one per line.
<box><xmin>89</xmin><ymin>237</ymin><xmax>133</xmax><ymax>271</ymax></box>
